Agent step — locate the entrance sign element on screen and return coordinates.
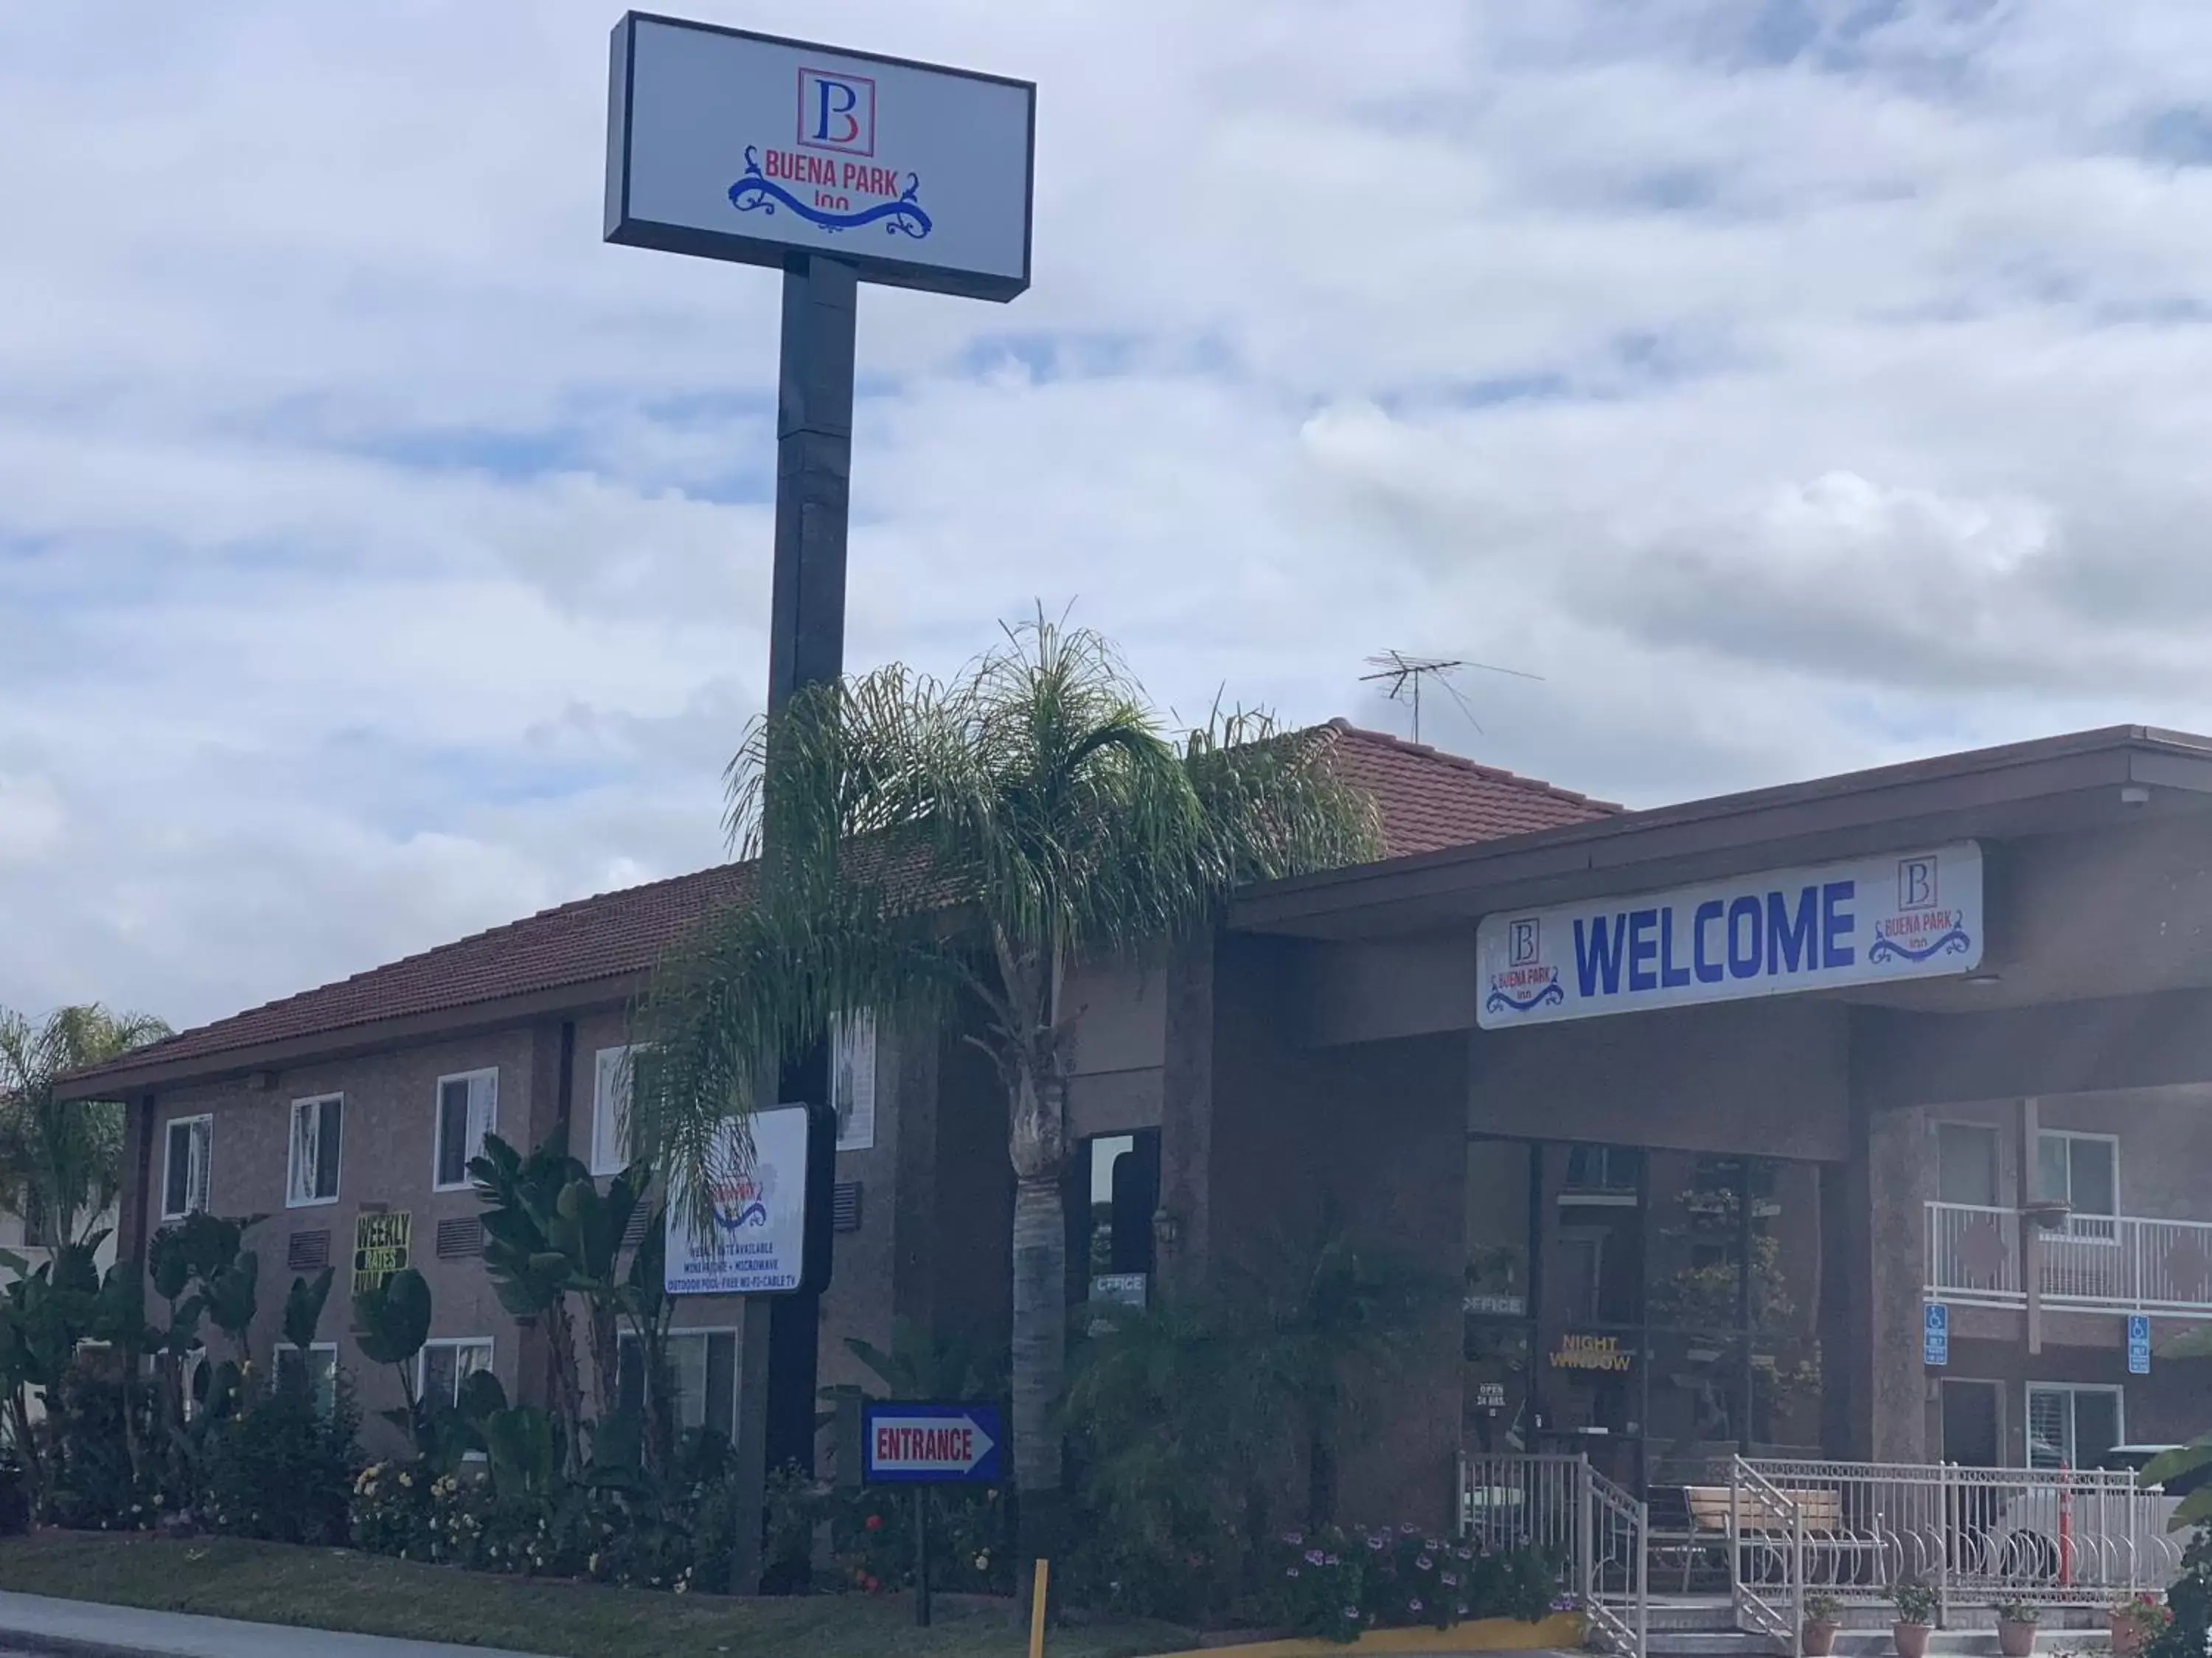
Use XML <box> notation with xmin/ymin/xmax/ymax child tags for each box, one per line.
<box><xmin>861</xmin><ymin>1401</ymin><xmax>1005</xmax><ymax>1483</ymax></box>
<box><xmin>1924</xmin><ymin>1302</ymin><xmax>1950</xmax><ymax>1367</ymax></box>
<box><xmin>1477</xmin><ymin>842</ymin><xmax>1983</xmax><ymax>1029</ymax></box>
<box><xmin>606</xmin><ymin>14</ymin><xmax>1036</xmax><ymax>300</ymax></box>
<box><xmin>665</xmin><ymin>1103</ymin><xmax>827</xmax><ymax>1296</ymax></box>
<box><xmin>2127</xmin><ymin>1313</ymin><xmax>2152</xmax><ymax>1375</ymax></box>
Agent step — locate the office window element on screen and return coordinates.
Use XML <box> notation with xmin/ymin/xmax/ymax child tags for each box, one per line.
<box><xmin>287</xmin><ymin>1095</ymin><xmax>343</xmax><ymax>1207</ymax></box>
<box><xmin>2036</xmin><ymin>1131</ymin><xmax>2118</xmax><ymax>1240</ymax></box>
<box><xmin>2027</xmin><ymin>1383</ymin><xmax>2123</xmax><ymax>1471</ymax></box>
<box><xmin>433</xmin><ymin>1069</ymin><xmax>498</xmax><ymax>1190</ymax></box>
<box><xmin>617</xmin><ymin>1328</ymin><xmax>738</xmax><ymax>1440</ymax></box>
<box><xmin>420</xmin><ymin>1339</ymin><xmax>494</xmax><ymax>1409</ymax></box>
<box><xmin>1936</xmin><ymin>1123</ymin><xmax>2001</xmax><ymax>1207</ymax></box>
<box><xmin>161</xmin><ymin>1115</ymin><xmax>212</xmax><ymax>1220</ymax></box>
<box><xmin>276</xmin><ymin>1342</ymin><xmax>339</xmax><ymax>1419</ymax></box>
<box><xmin>591</xmin><ymin>1047</ymin><xmax>633</xmax><ymax>1176</ymax></box>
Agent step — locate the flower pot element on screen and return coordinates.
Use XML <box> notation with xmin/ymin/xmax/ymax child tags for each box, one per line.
<box><xmin>2111</xmin><ymin>1617</ymin><xmax>2146</xmax><ymax>1658</ymax></box>
<box><xmin>1997</xmin><ymin>1617</ymin><xmax>2038</xmax><ymax>1658</ymax></box>
<box><xmin>1893</xmin><ymin>1620</ymin><xmax>1934</xmax><ymax>1658</ymax></box>
<box><xmin>1804</xmin><ymin>1618</ymin><xmax>1841</xmax><ymax>1657</ymax></box>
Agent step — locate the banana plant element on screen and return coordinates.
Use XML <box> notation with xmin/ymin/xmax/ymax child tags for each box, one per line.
<box><xmin>2143</xmin><ymin>1325</ymin><xmax>2212</xmax><ymax>1529</ymax></box>
<box><xmin>353</xmin><ymin>1265</ymin><xmax>432</xmax><ymax>1445</ymax></box>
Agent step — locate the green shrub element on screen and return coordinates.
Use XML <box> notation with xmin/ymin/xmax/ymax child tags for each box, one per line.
<box><xmin>201</xmin><ymin>1379</ymin><xmax>360</xmax><ymax>1544</ymax></box>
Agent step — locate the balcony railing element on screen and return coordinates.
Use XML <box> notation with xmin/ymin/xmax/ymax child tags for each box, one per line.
<box><xmin>1926</xmin><ymin>1201</ymin><xmax>2212</xmax><ymax>1319</ymax></box>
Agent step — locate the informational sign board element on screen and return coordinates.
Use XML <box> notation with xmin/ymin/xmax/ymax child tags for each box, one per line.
<box><xmin>1472</xmin><ymin>1381</ymin><xmax>1508</xmax><ymax>1412</ymax></box>
<box><xmin>664</xmin><ymin>1103</ymin><xmax>834</xmax><ymax>1297</ymax></box>
<box><xmin>1089</xmin><ymin>1272</ymin><xmax>1148</xmax><ymax>1310</ymax></box>
<box><xmin>605</xmin><ymin>13</ymin><xmax>1035</xmax><ymax>300</ymax></box>
<box><xmin>861</xmin><ymin>1401</ymin><xmax>1004</xmax><ymax>1484</ymax></box>
<box><xmin>2127</xmin><ymin>1313</ymin><xmax>2152</xmax><ymax>1376</ymax></box>
<box><xmin>1550</xmin><ymin>1333</ymin><xmax>1633</xmax><ymax>1373</ymax></box>
<box><xmin>352</xmin><ymin>1210</ymin><xmax>411</xmax><ymax>1297</ymax></box>
<box><xmin>1478</xmin><ymin>843</ymin><xmax>1985</xmax><ymax>1029</ymax></box>
<box><xmin>1924</xmin><ymin>1302</ymin><xmax>1950</xmax><ymax>1367</ymax></box>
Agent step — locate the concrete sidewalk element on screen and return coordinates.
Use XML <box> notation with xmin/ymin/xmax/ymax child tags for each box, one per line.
<box><xmin>0</xmin><ymin>1590</ymin><xmax>554</xmax><ymax>1658</ymax></box>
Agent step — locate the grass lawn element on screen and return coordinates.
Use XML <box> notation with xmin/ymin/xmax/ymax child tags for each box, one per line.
<box><xmin>0</xmin><ymin>1533</ymin><xmax>1191</xmax><ymax>1658</ymax></box>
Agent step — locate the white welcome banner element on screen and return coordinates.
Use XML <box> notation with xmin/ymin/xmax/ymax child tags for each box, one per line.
<box><xmin>1476</xmin><ymin>842</ymin><xmax>1983</xmax><ymax>1030</ymax></box>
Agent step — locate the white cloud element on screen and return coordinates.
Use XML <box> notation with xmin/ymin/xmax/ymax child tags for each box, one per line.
<box><xmin>5</xmin><ymin>0</ymin><xmax>2212</xmax><ymax>1026</ymax></box>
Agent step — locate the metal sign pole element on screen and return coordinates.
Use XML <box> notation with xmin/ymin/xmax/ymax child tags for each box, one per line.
<box><xmin>766</xmin><ymin>252</ymin><xmax>857</xmax><ymax>713</ymax></box>
<box><xmin>914</xmin><ymin>1485</ymin><xmax>933</xmax><ymax>1626</ymax></box>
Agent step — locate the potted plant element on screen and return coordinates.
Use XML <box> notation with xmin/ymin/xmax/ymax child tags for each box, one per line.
<box><xmin>1992</xmin><ymin>1598</ymin><xmax>2039</xmax><ymax>1657</ymax></box>
<box><xmin>2109</xmin><ymin>1592</ymin><xmax>2172</xmax><ymax>1658</ymax></box>
<box><xmin>1804</xmin><ymin>1592</ymin><xmax>1843</xmax><ymax>1657</ymax></box>
<box><xmin>1890</xmin><ymin>1578</ymin><xmax>1938</xmax><ymax>1658</ymax></box>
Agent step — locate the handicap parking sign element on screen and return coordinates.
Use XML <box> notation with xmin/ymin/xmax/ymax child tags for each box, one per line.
<box><xmin>1923</xmin><ymin>1302</ymin><xmax>1949</xmax><ymax>1367</ymax></box>
<box><xmin>2127</xmin><ymin>1314</ymin><xmax>2151</xmax><ymax>1376</ymax></box>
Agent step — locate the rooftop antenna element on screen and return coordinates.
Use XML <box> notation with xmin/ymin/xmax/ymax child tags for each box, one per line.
<box><xmin>1360</xmin><ymin>651</ymin><xmax>1543</xmax><ymax>744</ymax></box>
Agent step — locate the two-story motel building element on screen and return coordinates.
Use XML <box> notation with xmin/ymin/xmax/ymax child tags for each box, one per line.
<box><xmin>60</xmin><ymin>723</ymin><xmax>2212</xmax><ymax>1521</ymax></box>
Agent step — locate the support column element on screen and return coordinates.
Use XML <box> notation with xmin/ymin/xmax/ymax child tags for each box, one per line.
<box><xmin>1847</xmin><ymin>1097</ymin><xmax>1933</xmax><ymax>1461</ymax></box>
<box><xmin>1155</xmin><ymin>933</ymin><xmax>1216</xmax><ymax>1296</ymax></box>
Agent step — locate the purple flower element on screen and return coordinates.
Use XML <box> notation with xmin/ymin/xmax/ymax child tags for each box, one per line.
<box><xmin>1441</xmin><ymin>1571</ymin><xmax>1459</xmax><ymax>1587</ymax></box>
<box><xmin>1282</xmin><ymin>1530</ymin><xmax>1303</xmax><ymax>1546</ymax></box>
<box><xmin>1456</xmin><ymin>1545</ymin><xmax>1473</xmax><ymax>1560</ymax></box>
<box><xmin>1324</xmin><ymin>1554</ymin><xmax>1340</xmax><ymax>1567</ymax></box>
<box><xmin>1306</xmin><ymin>1549</ymin><xmax>1326</xmax><ymax>1566</ymax></box>
<box><xmin>1286</xmin><ymin>1566</ymin><xmax>1301</xmax><ymax>1578</ymax></box>
<box><xmin>1343</xmin><ymin>1607</ymin><xmax>1362</xmax><ymax>1621</ymax></box>
<box><xmin>1401</xmin><ymin>1522</ymin><xmax>1420</xmax><ymax>1535</ymax></box>
<box><xmin>1409</xmin><ymin>1597</ymin><xmax>1425</xmax><ymax>1614</ymax></box>
<box><xmin>1367</xmin><ymin>1534</ymin><xmax>1387</xmax><ymax>1551</ymax></box>
<box><xmin>1417</xmin><ymin>1554</ymin><xmax>1435</xmax><ymax>1571</ymax></box>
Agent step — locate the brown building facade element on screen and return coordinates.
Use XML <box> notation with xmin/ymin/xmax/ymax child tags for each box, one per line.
<box><xmin>64</xmin><ymin>723</ymin><xmax>2212</xmax><ymax>1525</ymax></box>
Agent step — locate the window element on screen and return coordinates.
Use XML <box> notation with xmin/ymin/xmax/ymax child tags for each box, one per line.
<box><xmin>2036</xmin><ymin>1131</ymin><xmax>2118</xmax><ymax>1240</ymax></box>
<box><xmin>276</xmin><ymin>1342</ymin><xmax>339</xmax><ymax>1419</ymax></box>
<box><xmin>2026</xmin><ymin>1383</ymin><xmax>2124</xmax><ymax>1471</ymax></box>
<box><xmin>832</xmin><ymin>1010</ymin><xmax>876</xmax><ymax>1151</ymax></box>
<box><xmin>617</xmin><ymin>1328</ymin><xmax>738</xmax><ymax>1440</ymax></box>
<box><xmin>161</xmin><ymin>1115</ymin><xmax>212</xmax><ymax>1220</ymax></box>
<box><xmin>591</xmin><ymin>1047</ymin><xmax>633</xmax><ymax>1176</ymax></box>
<box><xmin>1561</xmin><ymin>1144</ymin><xmax>1643</xmax><ymax>1204</ymax></box>
<box><xmin>1937</xmin><ymin>1123</ymin><xmax>2001</xmax><ymax>1207</ymax></box>
<box><xmin>433</xmin><ymin>1069</ymin><xmax>498</xmax><ymax>1190</ymax></box>
<box><xmin>287</xmin><ymin>1095</ymin><xmax>343</xmax><ymax>1207</ymax></box>
<box><xmin>420</xmin><ymin>1339</ymin><xmax>494</xmax><ymax>1409</ymax></box>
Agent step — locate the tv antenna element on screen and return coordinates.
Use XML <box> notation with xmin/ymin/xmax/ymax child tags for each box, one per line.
<box><xmin>1360</xmin><ymin>651</ymin><xmax>1543</xmax><ymax>744</ymax></box>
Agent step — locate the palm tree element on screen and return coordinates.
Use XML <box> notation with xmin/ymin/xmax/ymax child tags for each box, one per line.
<box><xmin>0</xmin><ymin>1004</ymin><xmax>172</xmax><ymax>1251</ymax></box>
<box><xmin>635</xmin><ymin>614</ymin><xmax>1380</xmax><ymax>1575</ymax></box>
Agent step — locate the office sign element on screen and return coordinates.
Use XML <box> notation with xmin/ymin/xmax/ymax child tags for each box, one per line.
<box><xmin>2127</xmin><ymin>1314</ymin><xmax>2152</xmax><ymax>1376</ymax></box>
<box><xmin>605</xmin><ymin>13</ymin><xmax>1035</xmax><ymax>300</ymax></box>
<box><xmin>1924</xmin><ymin>1302</ymin><xmax>1950</xmax><ymax>1367</ymax></box>
<box><xmin>352</xmin><ymin>1210</ymin><xmax>411</xmax><ymax>1297</ymax></box>
<box><xmin>861</xmin><ymin>1401</ymin><xmax>1004</xmax><ymax>1483</ymax></box>
<box><xmin>666</xmin><ymin>1103</ymin><xmax>830</xmax><ymax>1296</ymax></box>
<box><xmin>1477</xmin><ymin>842</ymin><xmax>1983</xmax><ymax>1029</ymax></box>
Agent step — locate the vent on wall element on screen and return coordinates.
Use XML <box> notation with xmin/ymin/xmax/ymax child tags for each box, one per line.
<box><xmin>286</xmin><ymin>1231</ymin><xmax>330</xmax><ymax>1272</ymax></box>
<box><xmin>621</xmin><ymin>1208</ymin><xmax>649</xmax><ymax>1252</ymax></box>
<box><xmin>434</xmin><ymin>1217</ymin><xmax>484</xmax><ymax>1260</ymax></box>
<box><xmin>832</xmin><ymin>1181</ymin><xmax>863</xmax><ymax>1233</ymax></box>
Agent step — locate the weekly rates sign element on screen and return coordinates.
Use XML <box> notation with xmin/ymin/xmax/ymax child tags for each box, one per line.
<box><xmin>605</xmin><ymin>13</ymin><xmax>1034</xmax><ymax>300</ymax></box>
<box><xmin>1477</xmin><ymin>844</ymin><xmax>1983</xmax><ymax>1029</ymax></box>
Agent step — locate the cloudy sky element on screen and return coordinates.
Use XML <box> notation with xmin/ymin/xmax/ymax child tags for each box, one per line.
<box><xmin>5</xmin><ymin>1</ymin><xmax>2212</xmax><ymax>1030</ymax></box>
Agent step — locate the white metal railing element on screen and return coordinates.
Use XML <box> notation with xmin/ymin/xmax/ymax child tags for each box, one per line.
<box><xmin>1925</xmin><ymin>1202</ymin><xmax>2023</xmax><ymax>1306</ymax></box>
<box><xmin>1458</xmin><ymin>1451</ymin><xmax>1646</xmax><ymax>1657</ymax></box>
<box><xmin>1730</xmin><ymin>1456</ymin><xmax>1804</xmax><ymax>1654</ymax></box>
<box><xmin>1926</xmin><ymin>1202</ymin><xmax>2212</xmax><ymax>1318</ymax></box>
<box><xmin>1739</xmin><ymin>1458</ymin><xmax>2191</xmax><ymax>1616</ymax></box>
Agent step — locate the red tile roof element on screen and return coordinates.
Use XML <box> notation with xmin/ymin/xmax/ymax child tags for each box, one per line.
<box><xmin>68</xmin><ymin>724</ymin><xmax>1613</xmax><ymax>1083</ymax></box>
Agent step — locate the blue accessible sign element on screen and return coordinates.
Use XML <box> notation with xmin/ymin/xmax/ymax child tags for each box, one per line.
<box><xmin>861</xmin><ymin>1401</ymin><xmax>1004</xmax><ymax>1484</ymax></box>
<box><xmin>2127</xmin><ymin>1314</ymin><xmax>2152</xmax><ymax>1376</ymax></box>
<box><xmin>1923</xmin><ymin>1302</ymin><xmax>1950</xmax><ymax>1367</ymax></box>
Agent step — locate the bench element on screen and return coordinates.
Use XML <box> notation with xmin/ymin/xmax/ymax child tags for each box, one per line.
<box><xmin>1652</xmin><ymin>1485</ymin><xmax>1877</xmax><ymax>1592</ymax></box>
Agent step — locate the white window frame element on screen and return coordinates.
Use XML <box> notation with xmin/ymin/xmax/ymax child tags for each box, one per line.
<box><xmin>431</xmin><ymin>1069</ymin><xmax>499</xmax><ymax>1193</ymax></box>
<box><xmin>417</xmin><ymin>1337</ymin><xmax>495</xmax><ymax>1409</ymax></box>
<box><xmin>286</xmin><ymin>1094</ymin><xmax>344</xmax><ymax>1209</ymax></box>
<box><xmin>276</xmin><ymin>1340</ymin><xmax>340</xmax><ymax>1418</ymax></box>
<box><xmin>832</xmin><ymin>1010</ymin><xmax>877</xmax><ymax>1151</ymax></box>
<box><xmin>590</xmin><ymin>1047</ymin><xmax>634</xmax><ymax>1177</ymax></box>
<box><xmin>161</xmin><ymin>1114</ymin><xmax>212</xmax><ymax>1221</ymax></box>
<box><xmin>2025</xmin><ymin>1381</ymin><xmax>2125</xmax><ymax>1470</ymax></box>
<box><xmin>2036</xmin><ymin>1128</ymin><xmax>2121</xmax><ymax>1242</ymax></box>
<box><xmin>616</xmin><ymin>1324</ymin><xmax>740</xmax><ymax>1437</ymax></box>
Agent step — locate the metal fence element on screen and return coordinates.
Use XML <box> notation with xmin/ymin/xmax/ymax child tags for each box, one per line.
<box><xmin>1458</xmin><ymin>1451</ymin><xmax>1647</xmax><ymax>1658</ymax></box>
<box><xmin>1735</xmin><ymin>1457</ymin><xmax>2191</xmax><ymax>1617</ymax></box>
